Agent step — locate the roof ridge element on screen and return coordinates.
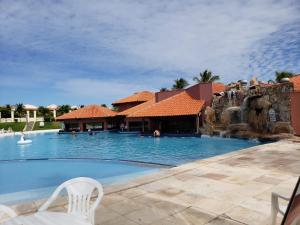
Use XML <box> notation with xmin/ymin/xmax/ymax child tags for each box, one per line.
<box><xmin>128</xmin><ymin>91</ymin><xmax>205</xmax><ymax>117</ymax></box>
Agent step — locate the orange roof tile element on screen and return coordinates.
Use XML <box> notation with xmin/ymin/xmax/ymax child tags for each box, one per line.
<box><xmin>112</xmin><ymin>91</ymin><xmax>154</xmax><ymax>105</ymax></box>
<box><xmin>212</xmin><ymin>83</ymin><xmax>226</xmax><ymax>93</ymax></box>
<box><xmin>290</xmin><ymin>75</ymin><xmax>300</xmax><ymax>92</ymax></box>
<box><xmin>117</xmin><ymin>98</ymin><xmax>155</xmax><ymax>116</ymax></box>
<box><xmin>56</xmin><ymin>105</ymin><xmax>117</xmax><ymax>120</ymax></box>
<box><xmin>128</xmin><ymin>91</ymin><xmax>205</xmax><ymax>118</ymax></box>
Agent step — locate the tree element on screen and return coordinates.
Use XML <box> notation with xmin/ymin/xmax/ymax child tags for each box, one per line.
<box><xmin>193</xmin><ymin>70</ymin><xmax>220</xmax><ymax>83</ymax></box>
<box><xmin>172</xmin><ymin>78</ymin><xmax>189</xmax><ymax>90</ymax></box>
<box><xmin>0</xmin><ymin>106</ymin><xmax>11</xmax><ymax>118</ymax></box>
<box><xmin>160</xmin><ymin>88</ymin><xmax>168</xmax><ymax>92</ymax></box>
<box><xmin>101</xmin><ymin>104</ymin><xmax>107</xmax><ymax>107</ymax></box>
<box><xmin>275</xmin><ymin>71</ymin><xmax>294</xmax><ymax>83</ymax></box>
<box><xmin>15</xmin><ymin>103</ymin><xmax>25</xmax><ymax>117</ymax></box>
<box><xmin>57</xmin><ymin>105</ymin><xmax>71</xmax><ymax>116</ymax></box>
<box><xmin>37</xmin><ymin>106</ymin><xmax>53</xmax><ymax>122</ymax></box>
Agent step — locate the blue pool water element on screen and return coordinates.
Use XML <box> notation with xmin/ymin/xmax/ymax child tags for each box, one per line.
<box><xmin>0</xmin><ymin>132</ymin><xmax>260</xmax><ymax>203</ymax></box>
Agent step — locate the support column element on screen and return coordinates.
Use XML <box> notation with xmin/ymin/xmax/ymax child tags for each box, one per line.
<box><xmin>33</xmin><ymin>110</ymin><xmax>37</xmax><ymax>121</ymax></box>
<box><xmin>53</xmin><ymin>110</ymin><xmax>57</xmax><ymax>118</ymax></box>
<box><xmin>148</xmin><ymin>119</ymin><xmax>152</xmax><ymax>132</ymax></box>
<box><xmin>11</xmin><ymin>109</ymin><xmax>15</xmax><ymax>121</ymax></box>
<box><xmin>125</xmin><ymin>120</ymin><xmax>129</xmax><ymax>131</ymax></box>
<box><xmin>196</xmin><ymin>115</ymin><xmax>200</xmax><ymax>134</ymax></box>
<box><xmin>159</xmin><ymin>121</ymin><xmax>162</xmax><ymax>131</ymax></box>
<box><xmin>103</xmin><ymin>121</ymin><xmax>108</xmax><ymax>130</ymax></box>
<box><xmin>142</xmin><ymin>119</ymin><xmax>145</xmax><ymax>133</ymax></box>
<box><xmin>26</xmin><ymin>110</ymin><xmax>30</xmax><ymax>121</ymax></box>
<box><xmin>79</xmin><ymin>122</ymin><xmax>84</xmax><ymax>132</ymax></box>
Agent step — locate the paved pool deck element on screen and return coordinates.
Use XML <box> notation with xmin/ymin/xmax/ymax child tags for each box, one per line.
<box><xmin>9</xmin><ymin>139</ymin><xmax>300</xmax><ymax>225</ymax></box>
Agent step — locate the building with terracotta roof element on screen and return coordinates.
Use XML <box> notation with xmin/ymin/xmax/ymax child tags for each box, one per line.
<box><xmin>56</xmin><ymin>105</ymin><xmax>117</xmax><ymax>132</ymax></box>
<box><xmin>123</xmin><ymin>82</ymin><xmax>218</xmax><ymax>133</ymax></box>
<box><xmin>212</xmin><ymin>83</ymin><xmax>226</xmax><ymax>94</ymax></box>
<box><xmin>56</xmin><ymin>82</ymin><xmax>225</xmax><ymax>134</ymax></box>
<box><xmin>112</xmin><ymin>91</ymin><xmax>155</xmax><ymax>112</ymax></box>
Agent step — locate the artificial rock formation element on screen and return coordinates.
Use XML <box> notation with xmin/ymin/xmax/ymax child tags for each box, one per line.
<box><xmin>211</xmin><ymin>82</ymin><xmax>294</xmax><ymax>138</ymax></box>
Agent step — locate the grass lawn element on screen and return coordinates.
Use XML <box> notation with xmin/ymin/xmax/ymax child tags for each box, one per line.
<box><xmin>0</xmin><ymin>122</ymin><xmax>26</xmax><ymax>132</ymax></box>
<box><xmin>33</xmin><ymin>122</ymin><xmax>61</xmax><ymax>130</ymax></box>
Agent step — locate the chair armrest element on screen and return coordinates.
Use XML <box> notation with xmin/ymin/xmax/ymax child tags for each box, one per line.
<box><xmin>0</xmin><ymin>205</ymin><xmax>17</xmax><ymax>218</ymax></box>
<box><xmin>272</xmin><ymin>192</ymin><xmax>290</xmax><ymax>201</ymax></box>
<box><xmin>271</xmin><ymin>192</ymin><xmax>290</xmax><ymax>216</ymax></box>
<box><xmin>38</xmin><ymin>185</ymin><xmax>64</xmax><ymax>212</ymax></box>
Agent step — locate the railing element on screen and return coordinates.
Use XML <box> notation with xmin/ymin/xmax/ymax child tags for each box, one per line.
<box><xmin>0</xmin><ymin>117</ymin><xmax>44</xmax><ymax>123</ymax></box>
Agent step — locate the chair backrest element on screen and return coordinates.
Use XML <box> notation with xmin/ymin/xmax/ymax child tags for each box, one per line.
<box><xmin>65</xmin><ymin>178</ymin><xmax>103</xmax><ymax>216</ymax></box>
<box><xmin>41</xmin><ymin>177</ymin><xmax>103</xmax><ymax>224</ymax></box>
<box><xmin>0</xmin><ymin>205</ymin><xmax>17</xmax><ymax>222</ymax></box>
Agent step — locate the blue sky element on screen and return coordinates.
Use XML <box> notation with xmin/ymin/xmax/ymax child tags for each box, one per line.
<box><xmin>0</xmin><ymin>0</ymin><xmax>300</xmax><ymax>106</ymax></box>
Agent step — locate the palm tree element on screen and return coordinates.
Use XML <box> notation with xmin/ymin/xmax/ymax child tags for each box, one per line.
<box><xmin>172</xmin><ymin>78</ymin><xmax>189</xmax><ymax>90</ymax></box>
<box><xmin>275</xmin><ymin>71</ymin><xmax>294</xmax><ymax>82</ymax></box>
<box><xmin>193</xmin><ymin>70</ymin><xmax>220</xmax><ymax>83</ymax></box>
<box><xmin>15</xmin><ymin>103</ymin><xmax>25</xmax><ymax>117</ymax></box>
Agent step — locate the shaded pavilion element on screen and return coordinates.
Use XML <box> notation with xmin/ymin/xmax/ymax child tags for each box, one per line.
<box><xmin>56</xmin><ymin>105</ymin><xmax>117</xmax><ymax>132</ymax></box>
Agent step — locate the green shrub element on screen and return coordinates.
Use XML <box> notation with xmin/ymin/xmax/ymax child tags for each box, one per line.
<box><xmin>33</xmin><ymin>122</ymin><xmax>61</xmax><ymax>130</ymax></box>
<box><xmin>0</xmin><ymin>122</ymin><xmax>26</xmax><ymax>132</ymax></box>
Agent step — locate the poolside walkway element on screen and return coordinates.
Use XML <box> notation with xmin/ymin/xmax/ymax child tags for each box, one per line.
<box><xmin>12</xmin><ymin>139</ymin><xmax>300</xmax><ymax>225</ymax></box>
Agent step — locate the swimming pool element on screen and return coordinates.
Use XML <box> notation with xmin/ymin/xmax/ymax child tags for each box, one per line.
<box><xmin>0</xmin><ymin>132</ymin><xmax>259</xmax><ymax>203</ymax></box>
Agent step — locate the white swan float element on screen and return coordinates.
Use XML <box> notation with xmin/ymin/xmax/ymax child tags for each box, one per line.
<box><xmin>17</xmin><ymin>134</ymin><xmax>32</xmax><ymax>145</ymax></box>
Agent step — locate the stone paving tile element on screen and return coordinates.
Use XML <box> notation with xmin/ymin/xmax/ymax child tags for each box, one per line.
<box><xmin>150</xmin><ymin>207</ymin><xmax>216</xmax><ymax>225</ymax></box>
<box><xmin>204</xmin><ymin>216</ymin><xmax>245</xmax><ymax>225</ymax></box>
<box><xmin>104</xmin><ymin>216</ymin><xmax>140</xmax><ymax>225</ymax></box>
<box><xmin>107</xmin><ymin>198</ymin><xmax>146</xmax><ymax>215</ymax></box>
<box><xmin>193</xmin><ymin>197</ymin><xmax>237</xmax><ymax>215</ymax></box>
<box><xmin>117</xmin><ymin>188</ymin><xmax>149</xmax><ymax>199</ymax></box>
<box><xmin>233</xmin><ymin>181</ymin><xmax>274</xmax><ymax>197</ymax></box>
<box><xmin>138</xmin><ymin>181</ymin><xmax>170</xmax><ymax>193</ymax></box>
<box><xmin>224</xmin><ymin>206</ymin><xmax>269</xmax><ymax>225</ymax></box>
<box><xmin>199</xmin><ymin>173</ymin><xmax>229</xmax><ymax>180</ymax></box>
<box><xmin>95</xmin><ymin>206</ymin><xmax>123</xmax><ymax>224</ymax></box>
<box><xmin>131</xmin><ymin>192</ymin><xmax>164</xmax><ymax>206</ymax></box>
<box><xmin>254</xmin><ymin>175</ymin><xmax>285</xmax><ymax>185</ymax></box>
<box><xmin>101</xmin><ymin>193</ymin><xmax>129</xmax><ymax>206</ymax></box>
<box><xmin>237</xmin><ymin>198</ymin><xmax>271</xmax><ymax>215</ymax></box>
<box><xmin>124</xmin><ymin>205</ymin><xmax>170</xmax><ymax>224</ymax></box>
<box><xmin>173</xmin><ymin>192</ymin><xmax>207</xmax><ymax>207</ymax></box>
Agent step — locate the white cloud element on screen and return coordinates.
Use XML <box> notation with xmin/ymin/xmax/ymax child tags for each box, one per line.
<box><xmin>54</xmin><ymin>78</ymin><xmax>155</xmax><ymax>105</ymax></box>
<box><xmin>0</xmin><ymin>0</ymin><xmax>300</xmax><ymax>104</ymax></box>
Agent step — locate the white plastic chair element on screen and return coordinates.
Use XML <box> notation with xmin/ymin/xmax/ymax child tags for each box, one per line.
<box><xmin>271</xmin><ymin>192</ymin><xmax>290</xmax><ymax>225</ymax></box>
<box><xmin>39</xmin><ymin>177</ymin><xmax>103</xmax><ymax>225</ymax></box>
<box><xmin>0</xmin><ymin>205</ymin><xmax>17</xmax><ymax>222</ymax></box>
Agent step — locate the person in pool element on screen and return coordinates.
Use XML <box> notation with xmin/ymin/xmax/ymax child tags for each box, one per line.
<box><xmin>88</xmin><ymin>129</ymin><xmax>93</xmax><ymax>135</ymax></box>
<box><xmin>153</xmin><ymin>130</ymin><xmax>160</xmax><ymax>137</ymax></box>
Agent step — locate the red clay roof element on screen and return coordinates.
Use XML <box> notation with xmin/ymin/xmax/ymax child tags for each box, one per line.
<box><xmin>56</xmin><ymin>105</ymin><xmax>117</xmax><ymax>120</ymax></box>
<box><xmin>128</xmin><ymin>91</ymin><xmax>205</xmax><ymax>118</ymax></box>
<box><xmin>112</xmin><ymin>91</ymin><xmax>154</xmax><ymax>105</ymax></box>
<box><xmin>212</xmin><ymin>83</ymin><xmax>226</xmax><ymax>93</ymax></box>
<box><xmin>290</xmin><ymin>75</ymin><xmax>300</xmax><ymax>92</ymax></box>
<box><xmin>117</xmin><ymin>98</ymin><xmax>155</xmax><ymax>116</ymax></box>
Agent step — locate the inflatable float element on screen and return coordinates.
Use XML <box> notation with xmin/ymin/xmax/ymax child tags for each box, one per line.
<box><xmin>17</xmin><ymin>135</ymin><xmax>32</xmax><ymax>145</ymax></box>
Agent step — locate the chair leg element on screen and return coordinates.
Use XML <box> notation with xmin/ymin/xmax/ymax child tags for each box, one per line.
<box><xmin>271</xmin><ymin>208</ymin><xmax>277</xmax><ymax>225</ymax></box>
<box><xmin>271</xmin><ymin>193</ymin><xmax>279</xmax><ymax>225</ymax></box>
